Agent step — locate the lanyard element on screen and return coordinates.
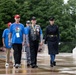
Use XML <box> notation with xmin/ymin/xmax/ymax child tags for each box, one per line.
<box><xmin>32</xmin><ymin>24</ymin><xmax>36</xmax><ymax>31</ymax></box>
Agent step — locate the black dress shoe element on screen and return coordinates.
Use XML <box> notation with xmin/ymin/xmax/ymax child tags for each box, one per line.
<box><xmin>15</xmin><ymin>64</ymin><xmax>19</xmax><ymax>68</ymax></box>
<box><xmin>31</xmin><ymin>64</ymin><xmax>38</xmax><ymax>68</ymax></box>
<box><xmin>50</xmin><ymin>61</ymin><xmax>53</xmax><ymax>67</ymax></box>
<box><xmin>35</xmin><ymin>65</ymin><xmax>38</xmax><ymax>68</ymax></box>
<box><xmin>27</xmin><ymin>64</ymin><xmax>30</xmax><ymax>67</ymax></box>
<box><xmin>53</xmin><ymin>61</ymin><xmax>56</xmax><ymax>66</ymax></box>
<box><xmin>50</xmin><ymin>64</ymin><xmax>53</xmax><ymax>67</ymax></box>
<box><xmin>31</xmin><ymin>65</ymin><xmax>35</xmax><ymax>68</ymax></box>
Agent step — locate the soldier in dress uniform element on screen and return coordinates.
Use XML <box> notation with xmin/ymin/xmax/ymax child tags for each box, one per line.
<box><xmin>44</xmin><ymin>16</ymin><xmax>60</xmax><ymax>67</ymax></box>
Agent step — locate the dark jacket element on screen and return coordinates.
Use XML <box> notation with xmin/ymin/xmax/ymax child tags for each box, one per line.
<box><xmin>45</xmin><ymin>24</ymin><xmax>60</xmax><ymax>54</ymax></box>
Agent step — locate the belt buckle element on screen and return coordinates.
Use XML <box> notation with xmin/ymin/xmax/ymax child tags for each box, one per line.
<box><xmin>51</xmin><ymin>35</ymin><xmax>53</xmax><ymax>37</ymax></box>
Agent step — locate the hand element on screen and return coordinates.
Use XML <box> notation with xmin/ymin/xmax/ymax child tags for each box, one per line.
<box><xmin>58</xmin><ymin>42</ymin><xmax>61</xmax><ymax>45</ymax></box>
<box><xmin>3</xmin><ymin>44</ymin><xmax>5</xmax><ymax>47</ymax></box>
<box><xmin>39</xmin><ymin>42</ymin><xmax>43</xmax><ymax>46</ymax></box>
<box><xmin>22</xmin><ymin>42</ymin><xmax>25</xmax><ymax>46</ymax></box>
<box><xmin>27</xmin><ymin>43</ymin><xmax>30</xmax><ymax>47</ymax></box>
<box><xmin>44</xmin><ymin>40</ymin><xmax>47</xmax><ymax>44</ymax></box>
<box><xmin>8</xmin><ymin>42</ymin><xmax>11</xmax><ymax>46</ymax></box>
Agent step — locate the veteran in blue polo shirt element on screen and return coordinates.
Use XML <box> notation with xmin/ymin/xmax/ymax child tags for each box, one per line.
<box><xmin>9</xmin><ymin>14</ymin><xmax>25</xmax><ymax>68</ymax></box>
<box><xmin>2</xmin><ymin>22</ymin><xmax>12</xmax><ymax>67</ymax></box>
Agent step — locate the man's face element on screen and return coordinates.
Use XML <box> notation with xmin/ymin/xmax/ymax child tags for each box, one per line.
<box><xmin>49</xmin><ymin>20</ymin><xmax>54</xmax><ymax>25</ymax></box>
<box><xmin>15</xmin><ymin>18</ymin><xmax>20</xmax><ymax>22</ymax></box>
<box><xmin>31</xmin><ymin>20</ymin><xmax>36</xmax><ymax>24</ymax></box>
<box><xmin>26</xmin><ymin>23</ymin><xmax>30</xmax><ymax>26</ymax></box>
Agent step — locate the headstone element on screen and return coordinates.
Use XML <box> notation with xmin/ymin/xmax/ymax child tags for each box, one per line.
<box><xmin>72</xmin><ymin>47</ymin><xmax>76</xmax><ymax>55</ymax></box>
<box><xmin>72</xmin><ymin>47</ymin><xmax>76</xmax><ymax>60</ymax></box>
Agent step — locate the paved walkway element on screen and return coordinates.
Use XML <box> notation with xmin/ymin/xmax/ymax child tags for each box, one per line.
<box><xmin>0</xmin><ymin>45</ymin><xmax>76</xmax><ymax>75</ymax></box>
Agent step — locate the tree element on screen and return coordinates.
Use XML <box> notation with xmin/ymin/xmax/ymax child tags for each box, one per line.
<box><xmin>0</xmin><ymin>0</ymin><xmax>19</xmax><ymax>45</ymax></box>
<box><xmin>0</xmin><ymin>0</ymin><xmax>75</xmax><ymax>52</ymax></box>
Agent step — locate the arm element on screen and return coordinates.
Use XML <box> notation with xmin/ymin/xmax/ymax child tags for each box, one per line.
<box><xmin>22</xmin><ymin>25</ymin><xmax>26</xmax><ymax>46</ymax></box>
<box><xmin>44</xmin><ymin>27</ymin><xmax>48</xmax><ymax>44</ymax></box>
<box><xmin>25</xmin><ymin>27</ymin><xmax>30</xmax><ymax>46</ymax></box>
<box><xmin>39</xmin><ymin>28</ymin><xmax>43</xmax><ymax>45</ymax></box>
<box><xmin>22</xmin><ymin>34</ymin><xmax>25</xmax><ymax>46</ymax></box>
<box><xmin>8</xmin><ymin>33</ymin><xmax>12</xmax><ymax>43</ymax></box>
<box><xmin>26</xmin><ymin>34</ymin><xmax>29</xmax><ymax>46</ymax></box>
<box><xmin>2</xmin><ymin>30</ymin><xmax>5</xmax><ymax>47</ymax></box>
<box><xmin>8</xmin><ymin>24</ymin><xmax>12</xmax><ymax>43</ymax></box>
<box><xmin>57</xmin><ymin>26</ymin><xmax>60</xmax><ymax>43</ymax></box>
<box><xmin>2</xmin><ymin>38</ymin><xmax>5</xmax><ymax>47</ymax></box>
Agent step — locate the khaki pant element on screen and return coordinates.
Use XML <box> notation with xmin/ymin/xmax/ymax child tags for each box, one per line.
<box><xmin>6</xmin><ymin>48</ymin><xmax>11</xmax><ymax>63</ymax></box>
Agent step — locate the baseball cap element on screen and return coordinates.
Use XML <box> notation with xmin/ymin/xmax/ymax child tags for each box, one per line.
<box><xmin>49</xmin><ymin>16</ymin><xmax>55</xmax><ymax>21</ymax></box>
<box><xmin>31</xmin><ymin>16</ymin><xmax>36</xmax><ymax>20</ymax></box>
<box><xmin>7</xmin><ymin>22</ymin><xmax>11</xmax><ymax>27</ymax></box>
<box><xmin>14</xmin><ymin>14</ymin><xmax>20</xmax><ymax>18</ymax></box>
<box><xmin>26</xmin><ymin>20</ymin><xmax>30</xmax><ymax>24</ymax></box>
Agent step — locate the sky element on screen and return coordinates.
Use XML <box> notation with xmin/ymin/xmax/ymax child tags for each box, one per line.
<box><xmin>64</xmin><ymin>0</ymin><xmax>68</xmax><ymax>4</ymax></box>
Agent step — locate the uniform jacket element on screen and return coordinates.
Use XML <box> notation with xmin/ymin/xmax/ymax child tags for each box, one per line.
<box><xmin>45</xmin><ymin>24</ymin><xmax>60</xmax><ymax>54</ymax></box>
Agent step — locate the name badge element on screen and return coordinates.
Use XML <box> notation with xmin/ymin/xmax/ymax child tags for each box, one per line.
<box><xmin>16</xmin><ymin>33</ymin><xmax>20</xmax><ymax>38</ymax></box>
<box><xmin>37</xmin><ymin>29</ymin><xmax>39</xmax><ymax>32</ymax></box>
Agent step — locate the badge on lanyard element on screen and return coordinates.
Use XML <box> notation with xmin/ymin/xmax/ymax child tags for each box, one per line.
<box><xmin>32</xmin><ymin>25</ymin><xmax>36</xmax><ymax>34</ymax></box>
<box><xmin>15</xmin><ymin>27</ymin><xmax>20</xmax><ymax>38</ymax></box>
<box><xmin>37</xmin><ymin>28</ymin><xmax>39</xmax><ymax>32</ymax></box>
<box><xmin>16</xmin><ymin>33</ymin><xmax>20</xmax><ymax>38</ymax></box>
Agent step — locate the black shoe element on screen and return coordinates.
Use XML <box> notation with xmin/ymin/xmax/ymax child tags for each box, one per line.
<box><xmin>53</xmin><ymin>61</ymin><xmax>56</xmax><ymax>66</ymax></box>
<box><xmin>50</xmin><ymin>64</ymin><xmax>53</xmax><ymax>67</ymax></box>
<box><xmin>31</xmin><ymin>65</ymin><xmax>35</xmax><ymax>68</ymax></box>
<box><xmin>15</xmin><ymin>64</ymin><xmax>19</xmax><ymax>68</ymax></box>
<box><xmin>50</xmin><ymin>62</ymin><xmax>53</xmax><ymax>67</ymax></box>
<box><xmin>27</xmin><ymin>64</ymin><xmax>30</xmax><ymax>67</ymax></box>
<box><xmin>31</xmin><ymin>64</ymin><xmax>38</xmax><ymax>68</ymax></box>
<box><xmin>35</xmin><ymin>65</ymin><xmax>38</xmax><ymax>68</ymax></box>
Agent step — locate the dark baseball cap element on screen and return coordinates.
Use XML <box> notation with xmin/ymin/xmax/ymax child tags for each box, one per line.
<box><xmin>31</xmin><ymin>16</ymin><xmax>36</xmax><ymax>20</ymax></box>
<box><xmin>49</xmin><ymin>16</ymin><xmax>55</xmax><ymax>21</ymax></box>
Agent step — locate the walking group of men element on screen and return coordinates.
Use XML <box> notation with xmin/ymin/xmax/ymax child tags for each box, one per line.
<box><xmin>2</xmin><ymin>14</ymin><xmax>60</xmax><ymax>68</ymax></box>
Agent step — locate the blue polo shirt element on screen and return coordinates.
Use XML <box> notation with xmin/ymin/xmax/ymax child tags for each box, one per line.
<box><xmin>24</xmin><ymin>26</ymin><xmax>29</xmax><ymax>35</ymax></box>
<box><xmin>10</xmin><ymin>23</ymin><xmax>25</xmax><ymax>44</ymax></box>
<box><xmin>2</xmin><ymin>28</ymin><xmax>11</xmax><ymax>48</ymax></box>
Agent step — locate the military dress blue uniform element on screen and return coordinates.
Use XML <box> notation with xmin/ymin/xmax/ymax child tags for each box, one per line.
<box><xmin>45</xmin><ymin>25</ymin><xmax>59</xmax><ymax>54</ymax></box>
<box><xmin>45</xmin><ymin>21</ymin><xmax>60</xmax><ymax>67</ymax></box>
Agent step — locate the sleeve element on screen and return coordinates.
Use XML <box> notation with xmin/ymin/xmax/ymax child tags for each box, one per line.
<box><xmin>24</xmin><ymin>28</ymin><xmax>26</xmax><ymax>34</ymax></box>
<box><xmin>2</xmin><ymin>30</ymin><xmax>6</xmax><ymax>38</ymax></box>
<box><xmin>40</xmin><ymin>28</ymin><xmax>42</xmax><ymax>34</ymax></box>
<box><xmin>40</xmin><ymin>27</ymin><xmax>43</xmax><ymax>43</ymax></box>
<box><xmin>44</xmin><ymin>26</ymin><xmax>48</xmax><ymax>44</ymax></box>
<box><xmin>57</xmin><ymin>26</ymin><xmax>60</xmax><ymax>42</ymax></box>
<box><xmin>25</xmin><ymin>27</ymin><xmax>30</xmax><ymax>35</ymax></box>
<box><xmin>22</xmin><ymin>24</ymin><xmax>25</xmax><ymax>34</ymax></box>
<box><xmin>9</xmin><ymin>25</ymin><xmax>12</xmax><ymax>33</ymax></box>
